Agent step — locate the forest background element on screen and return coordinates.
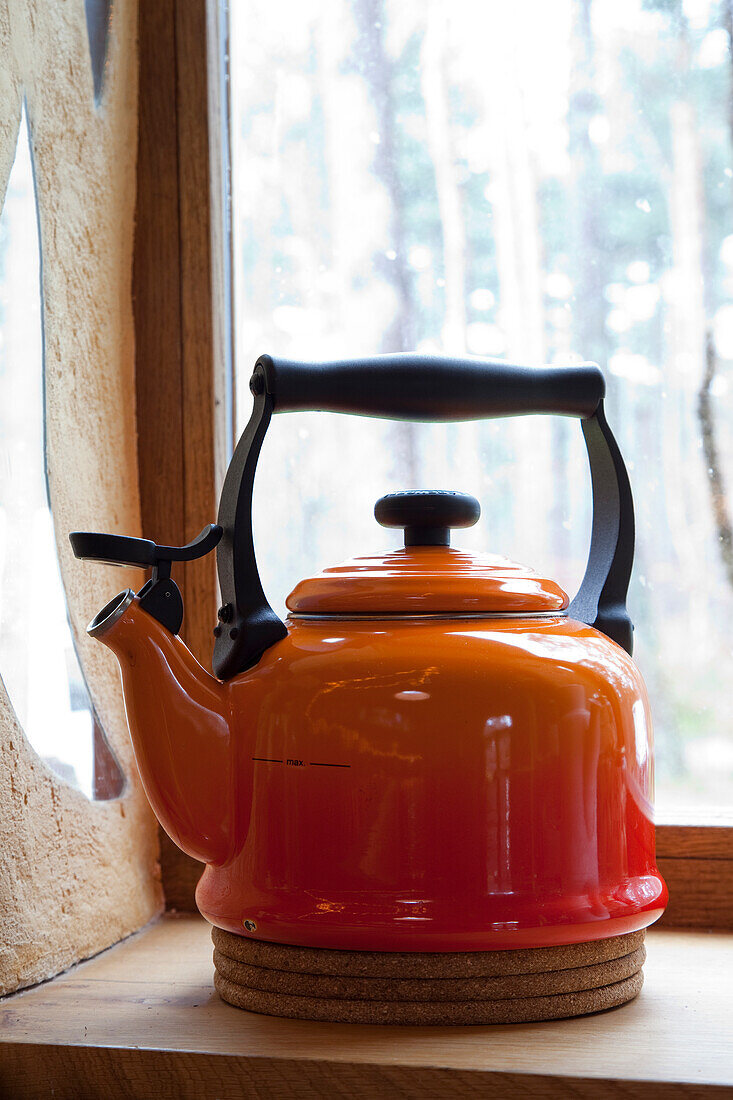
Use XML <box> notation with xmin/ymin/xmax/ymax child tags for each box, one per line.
<box><xmin>232</xmin><ymin>0</ymin><xmax>733</xmax><ymax>813</ymax></box>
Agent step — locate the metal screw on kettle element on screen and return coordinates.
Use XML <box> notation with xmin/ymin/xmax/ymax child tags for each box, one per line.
<box><xmin>249</xmin><ymin>368</ymin><xmax>265</xmax><ymax>395</ymax></box>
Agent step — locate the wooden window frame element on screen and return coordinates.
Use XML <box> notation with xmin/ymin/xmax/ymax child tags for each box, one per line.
<box><xmin>656</xmin><ymin>817</ymin><xmax>733</xmax><ymax>929</ymax></box>
<box><xmin>133</xmin><ymin>0</ymin><xmax>733</xmax><ymax>931</ymax></box>
<box><xmin>134</xmin><ymin>0</ymin><xmax>232</xmax><ymax>909</ymax></box>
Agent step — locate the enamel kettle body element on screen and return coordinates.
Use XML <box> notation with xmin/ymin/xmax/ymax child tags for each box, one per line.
<box><xmin>72</xmin><ymin>354</ymin><xmax>667</xmax><ymax>953</ymax></box>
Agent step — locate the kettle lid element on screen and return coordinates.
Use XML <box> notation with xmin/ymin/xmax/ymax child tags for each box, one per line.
<box><xmin>286</xmin><ymin>491</ymin><xmax>568</xmax><ymax>617</ymax></box>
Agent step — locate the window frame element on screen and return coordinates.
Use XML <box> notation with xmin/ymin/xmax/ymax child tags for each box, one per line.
<box><xmin>133</xmin><ymin>0</ymin><xmax>733</xmax><ymax>929</ymax></box>
<box><xmin>134</xmin><ymin>0</ymin><xmax>232</xmax><ymax>908</ymax></box>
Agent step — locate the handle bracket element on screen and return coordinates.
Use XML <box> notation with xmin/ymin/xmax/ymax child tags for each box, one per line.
<box><xmin>213</xmin><ymin>354</ymin><xmax>635</xmax><ymax>679</ymax></box>
<box><xmin>567</xmin><ymin>404</ymin><xmax>634</xmax><ymax>653</ymax></box>
<box><xmin>213</xmin><ymin>389</ymin><xmax>288</xmax><ymax>679</ymax></box>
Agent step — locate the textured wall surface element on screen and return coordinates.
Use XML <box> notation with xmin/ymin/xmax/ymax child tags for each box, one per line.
<box><xmin>0</xmin><ymin>0</ymin><xmax>162</xmax><ymax>995</ymax></box>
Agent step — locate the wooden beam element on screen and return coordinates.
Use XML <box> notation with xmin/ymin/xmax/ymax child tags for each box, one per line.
<box><xmin>134</xmin><ymin>0</ymin><xmax>229</xmax><ymax>910</ymax></box>
<box><xmin>657</xmin><ymin>854</ymin><xmax>733</xmax><ymax>930</ymax></box>
<box><xmin>656</xmin><ymin>820</ymin><xmax>733</xmax><ymax>930</ymax></box>
<box><xmin>134</xmin><ymin>0</ymin><xmax>184</xmax><ymax>558</ymax></box>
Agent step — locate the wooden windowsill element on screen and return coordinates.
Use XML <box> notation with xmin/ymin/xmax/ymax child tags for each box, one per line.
<box><xmin>1</xmin><ymin>915</ymin><xmax>731</xmax><ymax>1098</ymax></box>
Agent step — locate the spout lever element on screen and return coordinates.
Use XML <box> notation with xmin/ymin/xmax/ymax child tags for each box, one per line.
<box><xmin>70</xmin><ymin>524</ymin><xmax>223</xmax><ymax>635</ymax></box>
<box><xmin>70</xmin><ymin>524</ymin><xmax>222</xmax><ymax>575</ymax></box>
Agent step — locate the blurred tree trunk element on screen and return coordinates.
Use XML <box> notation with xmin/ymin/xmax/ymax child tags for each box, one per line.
<box><xmin>477</xmin><ymin>16</ymin><xmax>549</xmax><ymax>566</ymax></box>
<box><xmin>724</xmin><ymin>1</ymin><xmax>733</xmax><ymax>147</ymax></box>
<box><xmin>421</xmin><ymin>3</ymin><xmax>467</xmax><ymax>352</ymax></box>
<box><xmin>481</xmin><ymin>69</ymin><xmax>545</xmax><ymax>363</ymax></box>
<box><xmin>315</xmin><ymin>19</ymin><xmax>353</xmax><ymax>339</ymax></box>
<box><xmin>698</xmin><ymin>0</ymin><xmax>733</xmax><ymax>590</ymax></box>
<box><xmin>564</xmin><ymin>0</ymin><xmax>606</xmax><ymax>578</ymax></box>
<box><xmin>420</xmin><ymin>5</ymin><xmax>486</xmax><ymax>512</ymax></box>
<box><xmin>351</xmin><ymin>0</ymin><xmax>419</xmax><ymax>485</ymax></box>
<box><xmin>700</xmin><ymin>332</ymin><xmax>733</xmax><ymax>586</ymax></box>
<box><xmin>568</xmin><ymin>0</ymin><xmax>605</xmax><ymax>368</ymax></box>
<box><xmin>666</xmin><ymin>13</ymin><xmax>716</xmax><ymax>658</ymax></box>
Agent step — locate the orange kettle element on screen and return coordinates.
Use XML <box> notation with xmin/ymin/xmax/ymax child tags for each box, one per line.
<box><xmin>71</xmin><ymin>354</ymin><xmax>667</xmax><ymax>951</ymax></box>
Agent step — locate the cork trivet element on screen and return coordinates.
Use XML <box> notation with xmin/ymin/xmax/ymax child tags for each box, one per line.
<box><xmin>214</xmin><ymin>970</ymin><xmax>644</xmax><ymax>1025</ymax></box>
<box><xmin>212</xmin><ymin>943</ymin><xmax>645</xmax><ymax>1003</ymax></box>
<box><xmin>211</xmin><ymin>927</ymin><xmax>645</xmax><ymax>980</ymax></box>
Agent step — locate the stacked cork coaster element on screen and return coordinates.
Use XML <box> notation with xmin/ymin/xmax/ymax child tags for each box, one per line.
<box><xmin>212</xmin><ymin>927</ymin><xmax>645</xmax><ymax>1025</ymax></box>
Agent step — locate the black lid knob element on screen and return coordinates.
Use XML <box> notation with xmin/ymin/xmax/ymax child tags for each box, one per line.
<box><xmin>375</xmin><ymin>490</ymin><xmax>480</xmax><ymax>547</ymax></box>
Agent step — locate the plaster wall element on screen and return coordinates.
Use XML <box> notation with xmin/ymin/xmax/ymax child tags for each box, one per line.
<box><xmin>0</xmin><ymin>0</ymin><xmax>162</xmax><ymax>995</ymax></box>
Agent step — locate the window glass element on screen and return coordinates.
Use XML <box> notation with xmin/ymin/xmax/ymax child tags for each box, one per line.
<box><xmin>231</xmin><ymin>0</ymin><xmax>733</xmax><ymax>815</ymax></box>
<box><xmin>0</xmin><ymin>112</ymin><xmax>122</xmax><ymax>799</ymax></box>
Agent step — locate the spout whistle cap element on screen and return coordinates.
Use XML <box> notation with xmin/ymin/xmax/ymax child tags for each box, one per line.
<box><xmin>88</xmin><ymin>589</ymin><xmax>135</xmax><ymax>639</ymax></box>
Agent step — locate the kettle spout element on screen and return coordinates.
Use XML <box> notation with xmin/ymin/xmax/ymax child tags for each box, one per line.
<box><xmin>89</xmin><ymin>590</ymin><xmax>232</xmax><ymax>865</ymax></box>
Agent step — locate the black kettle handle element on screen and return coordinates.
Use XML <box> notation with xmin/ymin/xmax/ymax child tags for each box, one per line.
<box><xmin>254</xmin><ymin>353</ymin><xmax>605</xmax><ymax>420</ymax></box>
<box><xmin>213</xmin><ymin>354</ymin><xmax>634</xmax><ymax>680</ymax></box>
